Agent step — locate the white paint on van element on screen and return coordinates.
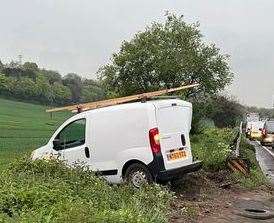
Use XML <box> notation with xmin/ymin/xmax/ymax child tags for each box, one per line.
<box><xmin>32</xmin><ymin>99</ymin><xmax>200</xmax><ymax>184</ymax></box>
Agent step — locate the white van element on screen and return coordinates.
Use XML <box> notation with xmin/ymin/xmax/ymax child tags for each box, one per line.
<box><xmin>32</xmin><ymin>99</ymin><xmax>202</xmax><ymax>187</ymax></box>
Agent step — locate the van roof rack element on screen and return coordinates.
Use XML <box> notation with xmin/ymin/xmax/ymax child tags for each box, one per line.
<box><xmin>150</xmin><ymin>95</ymin><xmax>181</xmax><ymax>100</ymax></box>
<box><xmin>140</xmin><ymin>95</ymin><xmax>181</xmax><ymax>103</ymax></box>
<box><xmin>46</xmin><ymin>83</ymin><xmax>199</xmax><ymax>113</ymax></box>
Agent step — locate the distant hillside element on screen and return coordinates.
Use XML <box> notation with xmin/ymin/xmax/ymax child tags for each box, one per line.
<box><xmin>0</xmin><ymin>60</ymin><xmax>105</xmax><ymax>105</ymax></box>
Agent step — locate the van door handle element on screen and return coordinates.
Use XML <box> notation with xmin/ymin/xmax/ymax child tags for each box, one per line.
<box><xmin>84</xmin><ymin>147</ymin><xmax>90</xmax><ymax>158</ymax></box>
<box><xmin>181</xmin><ymin>134</ymin><xmax>186</xmax><ymax>146</ymax></box>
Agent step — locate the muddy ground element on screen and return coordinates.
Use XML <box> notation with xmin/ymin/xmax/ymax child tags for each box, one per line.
<box><xmin>169</xmin><ymin>171</ymin><xmax>274</xmax><ymax>223</ymax></box>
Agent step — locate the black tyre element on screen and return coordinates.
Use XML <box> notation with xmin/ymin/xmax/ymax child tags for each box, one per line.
<box><xmin>124</xmin><ymin>163</ymin><xmax>153</xmax><ymax>188</ymax></box>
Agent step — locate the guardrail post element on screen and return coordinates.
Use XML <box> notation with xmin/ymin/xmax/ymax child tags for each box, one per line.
<box><xmin>235</xmin><ymin>121</ymin><xmax>243</xmax><ymax>157</ymax></box>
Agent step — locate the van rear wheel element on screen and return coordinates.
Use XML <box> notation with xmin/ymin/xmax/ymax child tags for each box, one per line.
<box><xmin>124</xmin><ymin>163</ymin><xmax>153</xmax><ymax>188</ymax></box>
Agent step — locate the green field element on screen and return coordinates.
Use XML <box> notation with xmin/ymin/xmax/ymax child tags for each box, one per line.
<box><xmin>0</xmin><ymin>98</ymin><xmax>69</xmax><ymax>167</ymax></box>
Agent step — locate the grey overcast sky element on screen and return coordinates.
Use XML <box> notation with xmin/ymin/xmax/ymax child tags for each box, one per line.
<box><xmin>0</xmin><ymin>0</ymin><xmax>273</xmax><ymax>107</ymax></box>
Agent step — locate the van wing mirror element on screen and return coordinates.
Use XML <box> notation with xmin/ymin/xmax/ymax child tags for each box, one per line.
<box><xmin>53</xmin><ymin>139</ymin><xmax>61</xmax><ymax>150</ymax></box>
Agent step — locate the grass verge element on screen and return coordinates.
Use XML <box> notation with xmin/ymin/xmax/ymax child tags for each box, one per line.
<box><xmin>191</xmin><ymin>128</ymin><xmax>235</xmax><ymax>171</ymax></box>
<box><xmin>0</xmin><ymin>157</ymin><xmax>172</xmax><ymax>223</ymax></box>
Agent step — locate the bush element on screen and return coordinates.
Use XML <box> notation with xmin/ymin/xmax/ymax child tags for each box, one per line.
<box><xmin>191</xmin><ymin>128</ymin><xmax>235</xmax><ymax>171</ymax></box>
<box><xmin>210</xmin><ymin>95</ymin><xmax>245</xmax><ymax>128</ymax></box>
<box><xmin>0</xmin><ymin>157</ymin><xmax>172</xmax><ymax>222</ymax></box>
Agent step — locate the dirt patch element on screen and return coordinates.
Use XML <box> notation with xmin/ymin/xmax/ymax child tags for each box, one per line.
<box><xmin>169</xmin><ymin>171</ymin><xmax>273</xmax><ymax>223</ymax></box>
<box><xmin>201</xmin><ymin>190</ymin><xmax>274</xmax><ymax>223</ymax></box>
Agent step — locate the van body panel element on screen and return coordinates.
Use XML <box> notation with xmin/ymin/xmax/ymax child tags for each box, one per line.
<box><xmin>118</xmin><ymin>147</ymin><xmax>154</xmax><ymax>170</ymax></box>
<box><xmin>90</xmin><ymin>104</ymin><xmax>155</xmax><ymax>173</ymax></box>
<box><xmin>32</xmin><ymin>99</ymin><xmax>201</xmax><ymax>184</ymax></box>
<box><xmin>154</xmin><ymin>100</ymin><xmax>193</xmax><ymax>170</ymax></box>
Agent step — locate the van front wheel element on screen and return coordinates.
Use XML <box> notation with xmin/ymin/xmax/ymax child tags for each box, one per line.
<box><xmin>124</xmin><ymin>163</ymin><xmax>153</xmax><ymax>188</ymax></box>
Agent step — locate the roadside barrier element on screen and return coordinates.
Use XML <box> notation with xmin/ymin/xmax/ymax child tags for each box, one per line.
<box><xmin>227</xmin><ymin>122</ymin><xmax>250</xmax><ymax>176</ymax></box>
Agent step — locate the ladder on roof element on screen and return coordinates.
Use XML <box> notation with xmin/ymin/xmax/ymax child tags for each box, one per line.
<box><xmin>46</xmin><ymin>83</ymin><xmax>199</xmax><ymax>113</ymax></box>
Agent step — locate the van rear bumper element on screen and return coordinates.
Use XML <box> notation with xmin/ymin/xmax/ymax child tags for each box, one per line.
<box><xmin>157</xmin><ymin>161</ymin><xmax>202</xmax><ymax>181</ymax></box>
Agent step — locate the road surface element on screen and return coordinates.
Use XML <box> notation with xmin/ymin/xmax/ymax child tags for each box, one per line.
<box><xmin>251</xmin><ymin>140</ymin><xmax>274</xmax><ymax>185</ymax></box>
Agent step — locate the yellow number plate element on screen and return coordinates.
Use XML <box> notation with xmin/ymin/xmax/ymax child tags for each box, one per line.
<box><xmin>167</xmin><ymin>150</ymin><xmax>187</xmax><ymax>161</ymax></box>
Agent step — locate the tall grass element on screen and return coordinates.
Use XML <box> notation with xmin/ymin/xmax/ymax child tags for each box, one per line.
<box><xmin>191</xmin><ymin>128</ymin><xmax>235</xmax><ymax>171</ymax></box>
<box><xmin>0</xmin><ymin>157</ymin><xmax>172</xmax><ymax>222</ymax></box>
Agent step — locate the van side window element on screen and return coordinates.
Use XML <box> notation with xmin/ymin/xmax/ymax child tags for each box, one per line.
<box><xmin>54</xmin><ymin>119</ymin><xmax>86</xmax><ymax>150</ymax></box>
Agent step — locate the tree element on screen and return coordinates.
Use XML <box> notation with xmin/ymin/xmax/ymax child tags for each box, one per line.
<box><xmin>81</xmin><ymin>79</ymin><xmax>105</xmax><ymax>102</ymax></box>
<box><xmin>63</xmin><ymin>73</ymin><xmax>82</xmax><ymax>102</ymax></box>
<box><xmin>51</xmin><ymin>83</ymin><xmax>72</xmax><ymax>104</ymax></box>
<box><xmin>0</xmin><ymin>60</ymin><xmax>3</xmax><ymax>72</ymax></box>
<box><xmin>0</xmin><ymin>59</ymin><xmax>74</xmax><ymax>104</ymax></box>
<box><xmin>23</xmin><ymin>62</ymin><xmax>39</xmax><ymax>72</ymax></box>
<box><xmin>35</xmin><ymin>75</ymin><xmax>54</xmax><ymax>104</ymax></box>
<box><xmin>210</xmin><ymin>95</ymin><xmax>245</xmax><ymax>128</ymax></box>
<box><xmin>0</xmin><ymin>74</ymin><xmax>9</xmax><ymax>94</ymax></box>
<box><xmin>2</xmin><ymin>61</ymin><xmax>24</xmax><ymax>79</ymax></box>
<box><xmin>12</xmin><ymin>78</ymin><xmax>39</xmax><ymax>99</ymax></box>
<box><xmin>99</xmin><ymin>14</ymin><xmax>233</xmax><ymax>97</ymax></box>
<box><xmin>22</xmin><ymin>62</ymin><xmax>39</xmax><ymax>81</ymax></box>
<box><xmin>41</xmin><ymin>69</ymin><xmax>62</xmax><ymax>85</ymax></box>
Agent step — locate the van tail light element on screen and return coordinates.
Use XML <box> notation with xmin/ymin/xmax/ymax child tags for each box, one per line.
<box><xmin>149</xmin><ymin>128</ymin><xmax>161</xmax><ymax>154</ymax></box>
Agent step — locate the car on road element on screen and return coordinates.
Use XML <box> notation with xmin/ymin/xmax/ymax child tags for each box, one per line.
<box><xmin>247</xmin><ymin>121</ymin><xmax>265</xmax><ymax>141</ymax></box>
<box><xmin>261</xmin><ymin>120</ymin><xmax>274</xmax><ymax>147</ymax></box>
<box><xmin>32</xmin><ymin>99</ymin><xmax>202</xmax><ymax>187</ymax></box>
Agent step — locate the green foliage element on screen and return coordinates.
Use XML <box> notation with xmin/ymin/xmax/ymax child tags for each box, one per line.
<box><xmin>99</xmin><ymin>13</ymin><xmax>233</xmax><ymax>97</ymax></box>
<box><xmin>190</xmin><ymin>96</ymin><xmax>215</xmax><ymax>134</ymax></box>
<box><xmin>0</xmin><ymin>60</ymin><xmax>106</xmax><ymax>105</ymax></box>
<box><xmin>23</xmin><ymin>62</ymin><xmax>39</xmax><ymax>72</ymax></box>
<box><xmin>40</xmin><ymin>69</ymin><xmax>62</xmax><ymax>85</ymax></box>
<box><xmin>81</xmin><ymin>79</ymin><xmax>105</xmax><ymax>103</ymax></box>
<box><xmin>191</xmin><ymin>128</ymin><xmax>235</xmax><ymax>171</ymax></box>
<box><xmin>191</xmin><ymin>95</ymin><xmax>245</xmax><ymax>133</ymax></box>
<box><xmin>239</xmin><ymin>138</ymin><xmax>257</xmax><ymax>167</ymax></box>
<box><xmin>51</xmin><ymin>82</ymin><xmax>72</xmax><ymax>103</ymax></box>
<box><xmin>0</xmin><ymin>74</ymin><xmax>71</xmax><ymax>105</ymax></box>
<box><xmin>233</xmin><ymin>168</ymin><xmax>267</xmax><ymax>189</ymax></box>
<box><xmin>0</xmin><ymin>158</ymin><xmax>172</xmax><ymax>222</ymax></box>
<box><xmin>0</xmin><ymin>74</ymin><xmax>9</xmax><ymax>92</ymax></box>
<box><xmin>0</xmin><ymin>60</ymin><xmax>3</xmax><ymax>71</ymax></box>
<box><xmin>210</xmin><ymin>95</ymin><xmax>245</xmax><ymax>128</ymax></box>
<box><xmin>63</xmin><ymin>73</ymin><xmax>83</xmax><ymax>102</ymax></box>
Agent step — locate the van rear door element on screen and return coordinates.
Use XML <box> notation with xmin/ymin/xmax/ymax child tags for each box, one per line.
<box><xmin>156</xmin><ymin>102</ymin><xmax>193</xmax><ymax>170</ymax></box>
